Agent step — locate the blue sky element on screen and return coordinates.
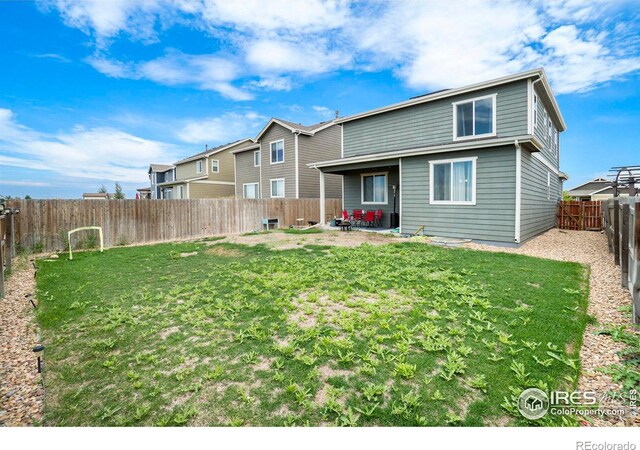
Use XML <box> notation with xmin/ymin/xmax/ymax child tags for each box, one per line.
<box><xmin>0</xmin><ymin>0</ymin><xmax>639</xmax><ymax>199</ymax></box>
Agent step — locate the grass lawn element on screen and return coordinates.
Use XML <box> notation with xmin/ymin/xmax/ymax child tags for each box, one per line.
<box><xmin>36</xmin><ymin>236</ymin><xmax>590</xmax><ymax>426</ymax></box>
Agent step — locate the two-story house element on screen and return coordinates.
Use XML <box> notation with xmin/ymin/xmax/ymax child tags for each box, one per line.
<box><xmin>159</xmin><ymin>139</ymin><xmax>256</xmax><ymax>199</ymax></box>
<box><xmin>233</xmin><ymin>118</ymin><xmax>342</xmax><ymax>200</ymax></box>
<box><xmin>310</xmin><ymin>68</ymin><xmax>567</xmax><ymax>244</ymax></box>
<box><xmin>148</xmin><ymin>164</ymin><xmax>176</xmax><ymax>199</ymax></box>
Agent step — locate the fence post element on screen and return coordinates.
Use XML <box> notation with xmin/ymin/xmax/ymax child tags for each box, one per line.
<box><xmin>613</xmin><ymin>199</ymin><xmax>620</xmax><ymax>265</ymax></box>
<box><xmin>633</xmin><ymin>203</ymin><xmax>640</xmax><ymax>325</ymax></box>
<box><xmin>0</xmin><ymin>216</ymin><xmax>5</xmax><ymax>299</ymax></box>
<box><xmin>620</xmin><ymin>203</ymin><xmax>630</xmax><ymax>288</ymax></box>
<box><xmin>5</xmin><ymin>211</ymin><xmax>12</xmax><ymax>274</ymax></box>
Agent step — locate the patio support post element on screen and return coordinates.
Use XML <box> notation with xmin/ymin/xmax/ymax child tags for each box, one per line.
<box><xmin>319</xmin><ymin>170</ymin><xmax>326</xmax><ymax>225</ymax></box>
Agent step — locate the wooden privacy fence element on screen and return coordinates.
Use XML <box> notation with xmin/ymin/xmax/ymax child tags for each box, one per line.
<box><xmin>603</xmin><ymin>197</ymin><xmax>640</xmax><ymax>324</ymax></box>
<box><xmin>7</xmin><ymin>198</ymin><xmax>342</xmax><ymax>253</ymax></box>
<box><xmin>556</xmin><ymin>200</ymin><xmax>603</xmax><ymax>230</ymax></box>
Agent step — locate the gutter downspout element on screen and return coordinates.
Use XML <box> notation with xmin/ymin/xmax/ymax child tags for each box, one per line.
<box><xmin>294</xmin><ymin>132</ymin><xmax>300</xmax><ymax>199</ymax></box>
<box><xmin>515</xmin><ymin>139</ymin><xmax>521</xmax><ymax>244</ymax></box>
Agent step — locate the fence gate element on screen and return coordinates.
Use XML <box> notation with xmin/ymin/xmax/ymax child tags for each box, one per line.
<box><xmin>556</xmin><ymin>200</ymin><xmax>603</xmax><ymax>231</ymax></box>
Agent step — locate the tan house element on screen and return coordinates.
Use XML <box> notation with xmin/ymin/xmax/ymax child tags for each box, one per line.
<box><xmin>158</xmin><ymin>139</ymin><xmax>256</xmax><ymax>199</ymax></box>
<box><xmin>233</xmin><ymin>118</ymin><xmax>342</xmax><ymax>199</ymax></box>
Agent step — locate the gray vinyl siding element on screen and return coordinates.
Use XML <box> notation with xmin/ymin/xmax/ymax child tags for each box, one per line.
<box><xmin>343</xmin><ymin>80</ymin><xmax>528</xmax><ymax>158</ymax></box>
<box><xmin>235</xmin><ymin>149</ymin><xmax>261</xmax><ymax>198</ymax></box>
<box><xmin>343</xmin><ymin>164</ymin><xmax>400</xmax><ymax>229</ymax></box>
<box><xmin>520</xmin><ymin>150</ymin><xmax>562</xmax><ymax>242</ymax></box>
<box><xmin>260</xmin><ymin>124</ymin><xmax>296</xmax><ymax>198</ymax></box>
<box><xmin>298</xmin><ymin>125</ymin><xmax>342</xmax><ymax>198</ymax></box>
<box><xmin>533</xmin><ymin>83</ymin><xmax>560</xmax><ymax>168</ymax></box>
<box><xmin>401</xmin><ymin>147</ymin><xmax>516</xmax><ymax>243</ymax></box>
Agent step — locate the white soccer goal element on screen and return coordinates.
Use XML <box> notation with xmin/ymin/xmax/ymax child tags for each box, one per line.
<box><xmin>68</xmin><ymin>226</ymin><xmax>104</xmax><ymax>260</ymax></box>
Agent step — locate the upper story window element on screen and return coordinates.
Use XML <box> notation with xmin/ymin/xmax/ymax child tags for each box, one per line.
<box><xmin>211</xmin><ymin>159</ymin><xmax>219</xmax><ymax>173</ymax></box>
<box><xmin>270</xmin><ymin>140</ymin><xmax>284</xmax><ymax>164</ymax></box>
<box><xmin>429</xmin><ymin>157</ymin><xmax>477</xmax><ymax>205</ymax></box>
<box><xmin>196</xmin><ymin>160</ymin><xmax>203</xmax><ymax>174</ymax></box>
<box><xmin>533</xmin><ymin>94</ymin><xmax>538</xmax><ymax>127</ymax></box>
<box><xmin>254</xmin><ymin>150</ymin><xmax>260</xmax><ymax>167</ymax></box>
<box><xmin>453</xmin><ymin>94</ymin><xmax>496</xmax><ymax>140</ymax></box>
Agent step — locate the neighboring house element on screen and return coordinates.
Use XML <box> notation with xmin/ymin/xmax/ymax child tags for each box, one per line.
<box><xmin>148</xmin><ymin>164</ymin><xmax>176</xmax><ymax>199</ymax></box>
<box><xmin>82</xmin><ymin>193</ymin><xmax>109</xmax><ymax>200</ymax></box>
<box><xmin>159</xmin><ymin>139</ymin><xmax>255</xmax><ymax>199</ymax></box>
<box><xmin>310</xmin><ymin>68</ymin><xmax>568</xmax><ymax>244</ymax></box>
<box><xmin>233</xmin><ymin>118</ymin><xmax>342</xmax><ymax>200</ymax></box>
<box><xmin>136</xmin><ymin>187</ymin><xmax>151</xmax><ymax>199</ymax></box>
<box><xmin>567</xmin><ymin>178</ymin><xmax>619</xmax><ymax>201</ymax></box>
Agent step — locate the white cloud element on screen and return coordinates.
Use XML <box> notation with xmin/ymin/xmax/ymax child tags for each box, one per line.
<box><xmin>312</xmin><ymin>106</ymin><xmax>335</xmax><ymax>119</ymax></box>
<box><xmin>43</xmin><ymin>0</ymin><xmax>640</xmax><ymax>95</ymax></box>
<box><xmin>87</xmin><ymin>50</ymin><xmax>251</xmax><ymax>100</ymax></box>
<box><xmin>0</xmin><ymin>108</ymin><xmax>180</xmax><ymax>184</ymax></box>
<box><xmin>176</xmin><ymin>111</ymin><xmax>265</xmax><ymax>144</ymax></box>
<box><xmin>541</xmin><ymin>25</ymin><xmax>640</xmax><ymax>93</ymax></box>
<box><xmin>246</xmin><ymin>39</ymin><xmax>351</xmax><ymax>75</ymax></box>
<box><xmin>0</xmin><ymin>180</ymin><xmax>51</xmax><ymax>187</ymax></box>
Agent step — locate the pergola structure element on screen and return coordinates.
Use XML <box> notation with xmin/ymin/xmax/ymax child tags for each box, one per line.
<box><xmin>608</xmin><ymin>165</ymin><xmax>640</xmax><ymax>197</ymax></box>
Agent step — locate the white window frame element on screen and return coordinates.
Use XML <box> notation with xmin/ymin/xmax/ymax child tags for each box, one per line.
<box><xmin>360</xmin><ymin>172</ymin><xmax>388</xmax><ymax>205</ymax></box>
<box><xmin>177</xmin><ymin>185</ymin><xmax>184</xmax><ymax>199</ymax></box>
<box><xmin>243</xmin><ymin>182</ymin><xmax>259</xmax><ymax>199</ymax></box>
<box><xmin>533</xmin><ymin>93</ymin><xmax>538</xmax><ymax>127</ymax></box>
<box><xmin>270</xmin><ymin>178</ymin><xmax>285</xmax><ymax>198</ymax></box>
<box><xmin>452</xmin><ymin>94</ymin><xmax>497</xmax><ymax>141</ymax></box>
<box><xmin>211</xmin><ymin>159</ymin><xmax>220</xmax><ymax>173</ymax></box>
<box><xmin>196</xmin><ymin>160</ymin><xmax>203</xmax><ymax>174</ymax></box>
<box><xmin>429</xmin><ymin>156</ymin><xmax>477</xmax><ymax>206</ymax></box>
<box><xmin>165</xmin><ymin>188</ymin><xmax>173</xmax><ymax>199</ymax></box>
<box><xmin>254</xmin><ymin>150</ymin><xmax>260</xmax><ymax>167</ymax></box>
<box><xmin>547</xmin><ymin>172</ymin><xmax>551</xmax><ymax>200</ymax></box>
<box><xmin>270</xmin><ymin>139</ymin><xmax>284</xmax><ymax>165</ymax></box>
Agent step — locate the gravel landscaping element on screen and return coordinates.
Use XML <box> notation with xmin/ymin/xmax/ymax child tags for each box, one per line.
<box><xmin>467</xmin><ymin>228</ymin><xmax>637</xmax><ymax>426</ymax></box>
<box><xmin>0</xmin><ymin>260</ymin><xmax>43</xmax><ymax>426</ymax></box>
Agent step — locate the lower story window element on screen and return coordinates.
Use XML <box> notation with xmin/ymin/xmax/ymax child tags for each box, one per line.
<box><xmin>547</xmin><ymin>172</ymin><xmax>551</xmax><ymax>200</ymax></box>
<box><xmin>270</xmin><ymin>178</ymin><xmax>285</xmax><ymax>198</ymax></box>
<box><xmin>243</xmin><ymin>182</ymin><xmax>259</xmax><ymax>199</ymax></box>
<box><xmin>362</xmin><ymin>173</ymin><xmax>387</xmax><ymax>204</ymax></box>
<box><xmin>430</xmin><ymin>157</ymin><xmax>476</xmax><ymax>204</ymax></box>
<box><xmin>177</xmin><ymin>185</ymin><xmax>184</xmax><ymax>199</ymax></box>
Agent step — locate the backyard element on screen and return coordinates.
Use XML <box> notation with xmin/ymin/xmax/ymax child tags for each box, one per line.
<box><xmin>32</xmin><ymin>230</ymin><xmax>591</xmax><ymax>426</ymax></box>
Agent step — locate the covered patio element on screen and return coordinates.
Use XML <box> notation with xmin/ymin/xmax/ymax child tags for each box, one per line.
<box><xmin>316</xmin><ymin>158</ymin><xmax>400</xmax><ymax>230</ymax></box>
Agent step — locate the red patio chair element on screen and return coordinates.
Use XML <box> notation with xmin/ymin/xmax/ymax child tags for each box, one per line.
<box><xmin>342</xmin><ymin>209</ymin><xmax>349</xmax><ymax>221</ymax></box>
<box><xmin>353</xmin><ymin>209</ymin><xmax>363</xmax><ymax>227</ymax></box>
<box><xmin>364</xmin><ymin>210</ymin><xmax>375</xmax><ymax>227</ymax></box>
<box><xmin>374</xmin><ymin>209</ymin><xmax>383</xmax><ymax>227</ymax></box>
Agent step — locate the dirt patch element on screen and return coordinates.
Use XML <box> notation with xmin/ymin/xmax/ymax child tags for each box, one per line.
<box><xmin>252</xmin><ymin>356</ymin><xmax>274</xmax><ymax>371</ymax></box>
<box><xmin>159</xmin><ymin>326</ymin><xmax>180</xmax><ymax>340</ymax></box>
<box><xmin>223</xmin><ymin>230</ymin><xmax>397</xmax><ymax>249</ymax></box>
<box><xmin>0</xmin><ymin>259</ymin><xmax>42</xmax><ymax>426</ymax></box>
<box><xmin>179</xmin><ymin>252</ymin><xmax>198</xmax><ymax>258</ymax></box>
<box><xmin>466</xmin><ymin>228</ymin><xmax>634</xmax><ymax>426</ymax></box>
<box><xmin>314</xmin><ymin>364</ymin><xmax>354</xmax><ymax>407</ymax></box>
<box><xmin>288</xmin><ymin>290</ymin><xmax>412</xmax><ymax>331</ymax></box>
<box><xmin>205</xmin><ymin>246</ymin><xmax>245</xmax><ymax>258</ymax></box>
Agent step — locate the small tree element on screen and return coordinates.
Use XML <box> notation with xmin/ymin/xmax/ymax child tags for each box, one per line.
<box><xmin>114</xmin><ymin>182</ymin><xmax>125</xmax><ymax>199</ymax></box>
<box><xmin>24</xmin><ymin>195</ymin><xmax>32</xmax><ymax>200</ymax></box>
<box><xmin>97</xmin><ymin>185</ymin><xmax>108</xmax><ymax>194</ymax></box>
